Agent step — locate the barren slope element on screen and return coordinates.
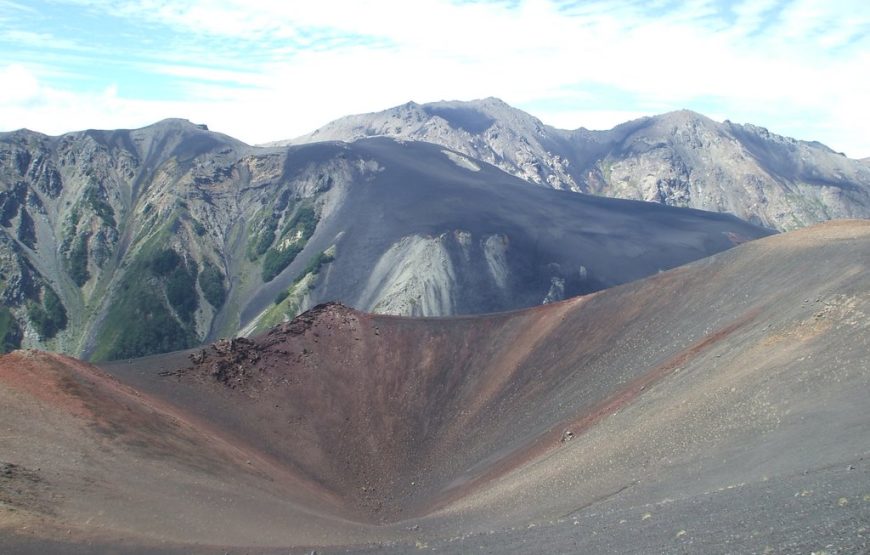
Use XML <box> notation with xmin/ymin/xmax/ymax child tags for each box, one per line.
<box><xmin>1</xmin><ymin>220</ymin><xmax>868</xmax><ymax>553</ymax></box>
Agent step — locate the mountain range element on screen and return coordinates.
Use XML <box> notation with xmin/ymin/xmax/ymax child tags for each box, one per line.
<box><xmin>285</xmin><ymin>97</ymin><xmax>870</xmax><ymax>231</ymax></box>
<box><xmin>1</xmin><ymin>98</ymin><xmax>869</xmax><ymax>553</ymax></box>
<box><xmin>0</xmin><ymin>116</ymin><xmax>769</xmax><ymax>360</ymax></box>
<box><xmin>3</xmin><ymin>98</ymin><xmax>870</xmax><ymax>361</ymax></box>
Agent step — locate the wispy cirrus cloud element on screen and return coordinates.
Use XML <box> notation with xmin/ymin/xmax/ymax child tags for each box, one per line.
<box><xmin>0</xmin><ymin>0</ymin><xmax>868</xmax><ymax>156</ymax></box>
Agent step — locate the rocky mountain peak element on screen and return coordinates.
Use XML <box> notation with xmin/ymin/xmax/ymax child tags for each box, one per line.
<box><xmin>285</xmin><ymin>99</ymin><xmax>870</xmax><ymax>230</ymax></box>
<box><xmin>658</xmin><ymin>108</ymin><xmax>716</xmax><ymax>124</ymax></box>
<box><xmin>0</xmin><ymin>128</ymin><xmax>50</xmax><ymax>142</ymax></box>
<box><xmin>143</xmin><ymin>118</ymin><xmax>209</xmax><ymax>131</ymax></box>
<box><xmin>623</xmin><ymin>110</ymin><xmax>723</xmax><ymax>142</ymax></box>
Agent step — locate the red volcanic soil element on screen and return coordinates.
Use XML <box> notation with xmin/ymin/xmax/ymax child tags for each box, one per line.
<box><xmin>2</xmin><ymin>220</ymin><xmax>870</xmax><ymax>554</ymax></box>
<box><xmin>0</xmin><ymin>351</ymin><xmax>377</xmax><ymax>550</ymax></box>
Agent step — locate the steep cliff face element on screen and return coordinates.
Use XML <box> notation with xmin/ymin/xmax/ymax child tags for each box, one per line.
<box><xmin>1</xmin><ymin>124</ymin><xmax>770</xmax><ymax>359</ymax></box>
<box><xmin>287</xmin><ymin>99</ymin><xmax>870</xmax><ymax>231</ymax></box>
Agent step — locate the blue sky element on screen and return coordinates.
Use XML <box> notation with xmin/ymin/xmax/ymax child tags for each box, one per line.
<box><xmin>1</xmin><ymin>0</ymin><xmax>868</xmax><ymax>157</ymax></box>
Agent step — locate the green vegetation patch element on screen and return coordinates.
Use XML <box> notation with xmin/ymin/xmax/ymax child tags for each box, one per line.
<box><xmin>150</xmin><ymin>248</ymin><xmax>198</xmax><ymax>323</ymax></box>
<box><xmin>251</xmin><ymin>220</ymin><xmax>278</xmax><ymax>259</ymax></box>
<box><xmin>273</xmin><ymin>289</ymin><xmax>290</xmax><ymax>305</ymax></box>
<box><xmin>295</xmin><ymin>250</ymin><xmax>334</xmax><ymax>285</ymax></box>
<box><xmin>198</xmin><ymin>260</ymin><xmax>227</xmax><ymax>309</ymax></box>
<box><xmin>166</xmin><ymin>264</ymin><xmax>198</xmax><ymax>324</ymax></box>
<box><xmin>68</xmin><ymin>208</ymin><xmax>80</xmax><ymax>228</ymax></box>
<box><xmin>27</xmin><ymin>286</ymin><xmax>67</xmax><ymax>339</ymax></box>
<box><xmin>91</xmin><ymin>246</ymin><xmax>201</xmax><ymax>361</ymax></box>
<box><xmin>280</xmin><ymin>205</ymin><xmax>317</xmax><ymax>238</ymax></box>
<box><xmin>92</xmin><ymin>271</ymin><xmax>188</xmax><ymax>359</ymax></box>
<box><xmin>96</xmin><ymin>286</ymin><xmax>195</xmax><ymax>361</ymax></box>
<box><xmin>272</xmin><ymin>249</ymin><xmax>334</xmax><ymax>307</ymax></box>
<box><xmin>248</xmin><ymin>193</ymin><xmax>296</xmax><ymax>261</ymax></box>
<box><xmin>0</xmin><ymin>183</ymin><xmax>25</xmax><ymax>227</ymax></box>
<box><xmin>0</xmin><ymin>307</ymin><xmax>22</xmax><ymax>353</ymax></box>
<box><xmin>149</xmin><ymin>248</ymin><xmax>182</xmax><ymax>276</ymax></box>
<box><xmin>66</xmin><ymin>234</ymin><xmax>90</xmax><ymax>286</ymax></box>
<box><xmin>262</xmin><ymin>244</ymin><xmax>303</xmax><ymax>283</ymax></box>
<box><xmin>254</xmin><ymin>272</ymin><xmax>315</xmax><ymax>334</ymax></box>
<box><xmin>261</xmin><ymin>205</ymin><xmax>319</xmax><ymax>283</ymax></box>
<box><xmin>192</xmin><ymin>218</ymin><xmax>207</xmax><ymax>236</ymax></box>
<box><xmin>16</xmin><ymin>207</ymin><xmax>36</xmax><ymax>248</ymax></box>
<box><xmin>84</xmin><ymin>186</ymin><xmax>116</xmax><ymax>227</ymax></box>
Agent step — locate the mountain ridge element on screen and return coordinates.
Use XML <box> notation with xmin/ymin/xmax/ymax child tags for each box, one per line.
<box><xmin>284</xmin><ymin>98</ymin><xmax>870</xmax><ymax>230</ymax></box>
<box><xmin>1</xmin><ymin>123</ymin><xmax>769</xmax><ymax>360</ymax></box>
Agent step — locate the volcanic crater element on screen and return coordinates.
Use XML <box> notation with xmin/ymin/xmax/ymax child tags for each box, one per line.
<box><xmin>1</xmin><ymin>220</ymin><xmax>869</xmax><ymax>554</ymax></box>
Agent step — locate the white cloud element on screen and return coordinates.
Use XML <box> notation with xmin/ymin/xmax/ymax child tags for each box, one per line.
<box><xmin>0</xmin><ymin>64</ymin><xmax>41</xmax><ymax>104</ymax></box>
<box><xmin>0</xmin><ymin>64</ymin><xmax>183</xmax><ymax>134</ymax></box>
<box><xmin>2</xmin><ymin>0</ymin><xmax>869</xmax><ymax>156</ymax></box>
<box><xmin>533</xmin><ymin>108</ymin><xmax>654</xmax><ymax>131</ymax></box>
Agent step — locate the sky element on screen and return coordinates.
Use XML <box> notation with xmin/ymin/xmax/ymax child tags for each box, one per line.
<box><xmin>1</xmin><ymin>0</ymin><xmax>868</xmax><ymax>157</ymax></box>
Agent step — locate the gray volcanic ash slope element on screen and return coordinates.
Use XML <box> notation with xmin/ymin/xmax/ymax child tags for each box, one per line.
<box><xmin>0</xmin><ymin>122</ymin><xmax>768</xmax><ymax>360</ymax></box>
<box><xmin>287</xmin><ymin>97</ymin><xmax>870</xmax><ymax>230</ymax></box>
<box><xmin>239</xmin><ymin>138</ymin><xmax>769</xmax><ymax>335</ymax></box>
<box><xmin>0</xmin><ymin>220</ymin><xmax>867</xmax><ymax>554</ymax></box>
